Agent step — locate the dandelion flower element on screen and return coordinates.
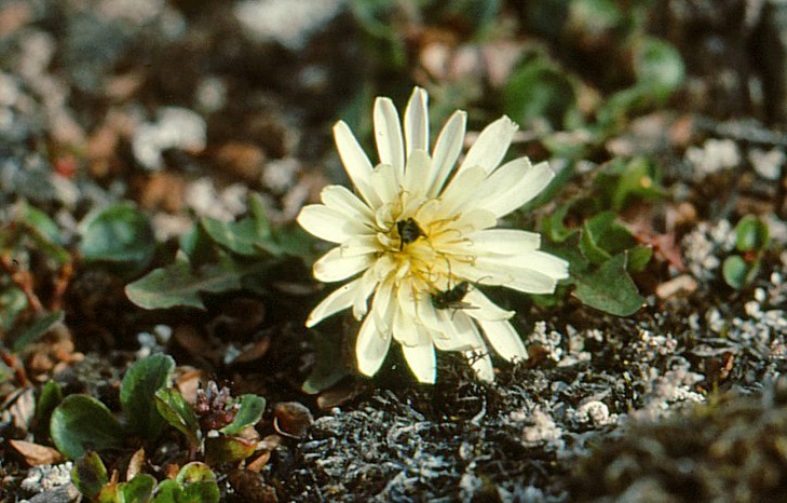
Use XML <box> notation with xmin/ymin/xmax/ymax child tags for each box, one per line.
<box><xmin>297</xmin><ymin>87</ymin><xmax>569</xmax><ymax>383</ymax></box>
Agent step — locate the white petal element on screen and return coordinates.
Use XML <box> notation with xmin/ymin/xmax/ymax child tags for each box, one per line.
<box><xmin>352</xmin><ymin>268</ymin><xmax>380</xmax><ymax>320</ymax></box>
<box><xmin>476</xmin><ymin>318</ymin><xmax>527</xmax><ymax>362</ymax></box>
<box><xmin>428</xmin><ymin>110</ymin><xmax>466</xmax><ymax>197</ymax></box>
<box><xmin>435</xmin><ymin>166</ymin><xmax>488</xmax><ymax>218</ymax></box>
<box><xmin>313</xmin><ymin>247</ymin><xmax>372</xmax><ymax>282</ymax></box>
<box><xmin>468</xmin><ymin>229</ymin><xmax>541</xmax><ymax>256</ymax></box>
<box><xmin>473</xmin><ymin>157</ymin><xmax>531</xmax><ymax>204</ymax></box>
<box><xmin>305</xmin><ymin>277</ymin><xmax>364</xmax><ymax>327</ymax></box>
<box><xmin>356</xmin><ymin>310</ymin><xmax>392</xmax><ymax>377</ymax></box>
<box><xmin>465</xmin><ymin>349</ymin><xmax>494</xmax><ymax>382</ymax></box>
<box><xmin>369</xmin><ymin>163</ymin><xmax>400</xmax><ymax>206</ymax></box>
<box><xmin>519</xmin><ymin>251</ymin><xmax>570</xmax><ymax>280</ymax></box>
<box><xmin>451</xmin><ymin>254</ymin><xmax>567</xmax><ymax>294</ymax></box>
<box><xmin>432</xmin><ymin>310</ymin><xmax>483</xmax><ymax>351</ymax></box>
<box><xmin>297</xmin><ymin>205</ymin><xmax>367</xmax><ymax>244</ymax></box>
<box><xmin>374</xmin><ymin>97</ymin><xmax>405</xmax><ymax>176</ymax></box>
<box><xmin>320</xmin><ymin>185</ymin><xmax>373</xmax><ymax>220</ymax></box>
<box><xmin>402</xmin><ymin>149</ymin><xmax>433</xmax><ymax>200</ymax></box>
<box><xmin>477</xmin><ymin>160</ymin><xmax>554</xmax><ymax>217</ymax></box>
<box><xmin>459</xmin><ymin>115</ymin><xmax>518</xmax><ymax>175</ymax></box>
<box><xmin>463</xmin><ymin>289</ymin><xmax>515</xmax><ymax>321</ymax></box>
<box><xmin>340</xmin><ymin>235</ymin><xmax>381</xmax><ymax>257</ymax></box>
<box><xmin>333</xmin><ymin>121</ymin><xmax>380</xmax><ymax>207</ymax></box>
<box><xmin>404</xmin><ymin>87</ymin><xmax>429</xmax><ymax>156</ymax></box>
<box><xmin>402</xmin><ymin>342</ymin><xmax>436</xmax><ymax>384</ymax></box>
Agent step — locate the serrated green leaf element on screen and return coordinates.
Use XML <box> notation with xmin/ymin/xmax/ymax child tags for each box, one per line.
<box><xmin>119</xmin><ymin>474</ymin><xmax>156</xmax><ymax>503</ymax></box>
<box><xmin>71</xmin><ymin>452</ymin><xmax>109</xmax><ymax>500</ymax></box>
<box><xmin>125</xmin><ymin>256</ymin><xmax>252</xmax><ymax>310</ymax></box>
<box><xmin>155</xmin><ymin>388</ymin><xmax>200</xmax><ymax>448</ymax></box>
<box><xmin>572</xmin><ymin>253</ymin><xmax>644</xmax><ymax>316</ymax></box>
<box><xmin>179</xmin><ymin>224</ymin><xmax>217</xmax><ymax>267</ymax></box>
<box><xmin>200</xmin><ymin>217</ymin><xmax>261</xmax><ymax>257</ymax></box>
<box><xmin>80</xmin><ymin>203</ymin><xmax>156</xmax><ymax>267</ymax></box>
<box><xmin>734</xmin><ymin>216</ymin><xmax>769</xmax><ymax>252</ymax></box>
<box><xmin>120</xmin><ymin>354</ymin><xmax>175</xmax><ymax>440</ymax></box>
<box><xmin>220</xmin><ymin>394</ymin><xmax>265</xmax><ymax>435</ymax></box>
<box><xmin>51</xmin><ymin>395</ymin><xmax>124</xmax><ymax>459</ymax></box>
<box><xmin>11</xmin><ymin>310</ymin><xmax>64</xmax><ymax>352</ymax></box>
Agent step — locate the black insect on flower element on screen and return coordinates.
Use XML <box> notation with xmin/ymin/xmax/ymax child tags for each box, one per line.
<box><xmin>432</xmin><ymin>281</ymin><xmax>471</xmax><ymax>310</ymax></box>
<box><xmin>396</xmin><ymin>218</ymin><xmax>425</xmax><ymax>250</ymax></box>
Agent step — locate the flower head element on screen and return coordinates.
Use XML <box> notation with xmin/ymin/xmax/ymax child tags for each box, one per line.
<box><xmin>297</xmin><ymin>87</ymin><xmax>569</xmax><ymax>383</ymax></box>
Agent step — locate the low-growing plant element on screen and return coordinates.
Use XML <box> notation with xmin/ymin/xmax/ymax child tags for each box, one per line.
<box><xmin>125</xmin><ymin>193</ymin><xmax>308</xmax><ymax>311</ymax></box>
<box><xmin>72</xmin><ymin>453</ymin><xmax>220</xmax><ymax>503</ymax></box>
<box><xmin>722</xmin><ymin>215</ymin><xmax>770</xmax><ymax>290</ymax></box>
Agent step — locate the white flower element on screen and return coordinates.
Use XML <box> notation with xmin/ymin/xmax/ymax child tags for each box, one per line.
<box><xmin>297</xmin><ymin>87</ymin><xmax>569</xmax><ymax>383</ymax></box>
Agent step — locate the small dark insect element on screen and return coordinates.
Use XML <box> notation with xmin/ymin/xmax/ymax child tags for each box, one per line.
<box><xmin>432</xmin><ymin>281</ymin><xmax>471</xmax><ymax>310</ymax></box>
<box><xmin>396</xmin><ymin>218</ymin><xmax>425</xmax><ymax>250</ymax></box>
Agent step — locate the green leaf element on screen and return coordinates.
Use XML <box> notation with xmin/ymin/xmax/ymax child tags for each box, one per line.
<box><xmin>634</xmin><ymin>36</ymin><xmax>684</xmax><ymax>102</ymax></box>
<box><xmin>175</xmin><ymin>462</ymin><xmax>222</xmax><ymax>501</ymax></box>
<box><xmin>125</xmin><ymin>255</ymin><xmax>251</xmax><ymax>310</ymax></box>
<box><xmin>120</xmin><ymin>354</ymin><xmax>175</xmax><ymax>440</ymax></box>
<box><xmin>626</xmin><ymin>245</ymin><xmax>653</xmax><ymax>273</ymax></box>
<box><xmin>177</xmin><ymin>462</ymin><xmax>217</xmax><ymax>485</ymax></box>
<box><xmin>71</xmin><ymin>452</ymin><xmax>109</xmax><ymax>500</ymax></box>
<box><xmin>152</xmin><ymin>479</ymin><xmax>179</xmax><ymax>503</ymax></box>
<box><xmin>220</xmin><ymin>394</ymin><xmax>266</xmax><ymax>435</ymax></box>
<box><xmin>34</xmin><ymin>380</ymin><xmax>63</xmax><ymax>437</ymax></box>
<box><xmin>0</xmin><ymin>287</ymin><xmax>27</xmax><ymax>332</ymax></box>
<box><xmin>734</xmin><ymin>216</ymin><xmax>769</xmax><ymax>252</ymax></box>
<box><xmin>18</xmin><ymin>202</ymin><xmax>71</xmax><ymax>264</ymax></box>
<box><xmin>179</xmin><ymin>224</ymin><xmax>218</xmax><ymax>267</ymax></box>
<box><xmin>722</xmin><ymin>255</ymin><xmax>757</xmax><ymax>290</ymax></box>
<box><xmin>302</xmin><ymin>330</ymin><xmax>351</xmax><ymax>395</ymax></box>
<box><xmin>155</xmin><ymin>388</ymin><xmax>200</xmax><ymax>448</ymax></box>
<box><xmin>503</xmin><ymin>55</ymin><xmax>577</xmax><ymax>129</ymax></box>
<box><xmin>200</xmin><ymin>217</ymin><xmax>262</xmax><ymax>257</ymax></box>
<box><xmin>51</xmin><ymin>395</ymin><xmax>125</xmax><ymax>459</ymax></box>
<box><xmin>579</xmin><ymin>212</ymin><xmax>615</xmax><ymax>264</ymax></box>
<box><xmin>596</xmin><ymin>157</ymin><xmax>664</xmax><ymax>211</ymax></box>
<box><xmin>179</xmin><ymin>482</ymin><xmax>221</xmax><ymax>503</ymax></box>
<box><xmin>11</xmin><ymin>310</ymin><xmax>64</xmax><ymax>352</ymax></box>
<box><xmin>572</xmin><ymin>253</ymin><xmax>645</xmax><ymax>316</ymax></box>
<box><xmin>119</xmin><ymin>474</ymin><xmax>156</xmax><ymax>503</ymax></box>
<box><xmin>204</xmin><ymin>436</ymin><xmax>258</xmax><ymax>465</ymax></box>
<box><xmin>80</xmin><ymin>203</ymin><xmax>156</xmax><ymax>266</ymax></box>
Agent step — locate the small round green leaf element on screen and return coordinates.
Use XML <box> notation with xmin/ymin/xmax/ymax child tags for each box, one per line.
<box><xmin>220</xmin><ymin>394</ymin><xmax>266</xmax><ymax>435</ymax></box>
<box><xmin>722</xmin><ymin>255</ymin><xmax>751</xmax><ymax>290</ymax></box>
<box><xmin>51</xmin><ymin>395</ymin><xmax>124</xmax><ymax>459</ymax></box>
<box><xmin>734</xmin><ymin>216</ymin><xmax>770</xmax><ymax>252</ymax></box>
<box><xmin>79</xmin><ymin>203</ymin><xmax>155</xmax><ymax>266</ymax></box>
<box><xmin>119</xmin><ymin>474</ymin><xmax>156</xmax><ymax>503</ymax></box>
